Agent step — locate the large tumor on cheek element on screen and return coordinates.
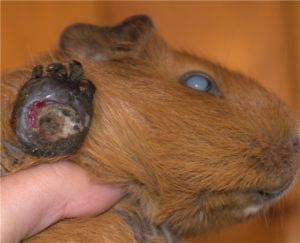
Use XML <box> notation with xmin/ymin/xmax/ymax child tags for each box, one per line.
<box><xmin>11</xmin><ymin>61</ymin><xmax>96</xmax><ymax>157</ymax></box>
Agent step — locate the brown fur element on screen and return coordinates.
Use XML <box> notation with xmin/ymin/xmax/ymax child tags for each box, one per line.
<box><xmin>1</xmin><ymin>15</ymin><xmax>300</xmax><ymax>242</ymax></box>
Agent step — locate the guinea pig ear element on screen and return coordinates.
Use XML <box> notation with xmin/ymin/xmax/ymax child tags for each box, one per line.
<box><xmin>59</xmin><ymin>15</ymin><xmax>154</xmax><ymax>60</ymax></box>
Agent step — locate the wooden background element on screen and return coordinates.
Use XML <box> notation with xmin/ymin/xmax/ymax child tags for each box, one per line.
<box><xmin>2</xmin><ymin>2</ymin><xmax>300</xmax><ymax>243</ymax></box>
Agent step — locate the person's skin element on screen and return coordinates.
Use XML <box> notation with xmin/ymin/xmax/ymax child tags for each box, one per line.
<box><xmin>1</xmin><ymin>161</ymin><xmax>124</xmax><ymax>243</ymax></box>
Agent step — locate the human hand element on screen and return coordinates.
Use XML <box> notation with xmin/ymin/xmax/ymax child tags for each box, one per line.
<box><xmin>1</xmin><ymin>161</ymin><xmax>124</xmax><ymax>243</ymax></box>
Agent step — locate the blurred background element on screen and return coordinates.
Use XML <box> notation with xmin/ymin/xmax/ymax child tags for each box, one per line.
<box><xmin>2</xmin><ymin>2</ymin><xmax>300</xmax><ymax>243</ymax></box>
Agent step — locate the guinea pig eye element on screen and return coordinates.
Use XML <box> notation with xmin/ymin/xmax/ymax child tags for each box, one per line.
<box><xmin>179</xmin><ymin>72</ymin><xmax>222</xmax><ymax>97</ymax></box>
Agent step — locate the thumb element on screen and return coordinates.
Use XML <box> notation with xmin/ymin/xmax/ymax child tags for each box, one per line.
<box><xmin>1</xmin><ymin>161</ymin><xmax>124</xmax><ymax>243</ymax></box>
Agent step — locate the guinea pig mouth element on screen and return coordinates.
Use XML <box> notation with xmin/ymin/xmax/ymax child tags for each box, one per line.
<box><xmin>241</xmin><ymin>178</ymin><xmax>295</xmax><ymax>217</ymax></box>
<box><xmin>255</xmin><ymin>178</ymin><xmax>294</xmax><ymax>201</ymax></box>
<box><xmin>27</xmin><ymin>100</ymin><xmax>83</xmax><ymax>142</ymax></box>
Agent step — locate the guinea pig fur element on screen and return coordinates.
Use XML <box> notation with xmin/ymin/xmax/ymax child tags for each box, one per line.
<box><xmin>1</xmin><ymin>15</ymin><xmax>300</xmax><ymax>242</ymax></box>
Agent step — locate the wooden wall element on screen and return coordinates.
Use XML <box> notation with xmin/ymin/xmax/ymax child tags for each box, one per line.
<box><xmin>2</xmin><ymin>2</ymin><xmax>300</xmax><ymax>243</ymax></box>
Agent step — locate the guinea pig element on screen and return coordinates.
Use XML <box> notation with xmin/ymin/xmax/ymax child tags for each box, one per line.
<box><xmin>1</xmin><ymin>15</ymin><xmax>300</xmax><ymax>243</ymax></box>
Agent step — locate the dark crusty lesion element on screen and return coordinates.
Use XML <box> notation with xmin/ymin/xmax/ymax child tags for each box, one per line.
<box><xmin>11</xmin><ymin>60</ymin><xmax>96</xmax><ymax>157</ymax></box>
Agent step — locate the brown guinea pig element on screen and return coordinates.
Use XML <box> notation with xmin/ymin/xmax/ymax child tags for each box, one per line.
<box><xmin>1</xmin><ymin>15</ymin><xmax>300</xmax><ymax>242</ymax></box>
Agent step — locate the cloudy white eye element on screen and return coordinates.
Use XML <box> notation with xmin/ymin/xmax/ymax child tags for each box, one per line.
<box><xmin>183</xmin><ymin>74</ymin><xmax>211</xmax><ymax>91</ymax></box>
<box><xmin>179</xmin><ymin>72</ymin><xmax>222</xmax><ymax>97</ymax></box>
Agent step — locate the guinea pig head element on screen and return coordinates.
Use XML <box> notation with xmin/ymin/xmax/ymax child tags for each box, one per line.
<box><xmin>4</xmin><ymin>15</ymin><xmax>300</xmax><ymax>237</ymax></box>
<box><xmin>60</xmin><ymin>15</ymin><xmax>300</xmax><ymax>236</ymax></box>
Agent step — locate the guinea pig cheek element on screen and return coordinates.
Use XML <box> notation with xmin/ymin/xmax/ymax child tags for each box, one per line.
<box><xmin>27</xmin><ymin>101</ymin><xmax>83</xmax><ymax>142</ymax></box>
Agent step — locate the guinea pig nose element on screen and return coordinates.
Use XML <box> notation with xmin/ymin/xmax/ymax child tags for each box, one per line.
<box><xmin>292</xmin><ymin>137</ymin><xmax>300</xmax><ymax>153</ymax></box>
